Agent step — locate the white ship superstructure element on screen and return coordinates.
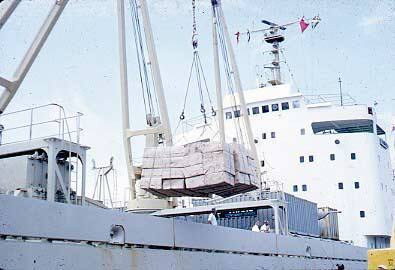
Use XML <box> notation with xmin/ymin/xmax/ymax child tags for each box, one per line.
<box><xmin>177</xmin><ymin>19</ymin><xmax>395</xmax><ymax>248</ymax></box>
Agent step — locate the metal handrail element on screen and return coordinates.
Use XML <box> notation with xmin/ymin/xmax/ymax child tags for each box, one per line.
<box><xmin>0</xmin><ymin>103</ymin><xmax>83</xmax><ymax>145</ymax></box>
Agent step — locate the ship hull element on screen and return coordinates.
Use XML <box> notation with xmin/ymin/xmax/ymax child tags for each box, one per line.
<box><xmin>0</xmin><ymin>195</ymin><xmax>367</xmax><ymax>269</ymax></box>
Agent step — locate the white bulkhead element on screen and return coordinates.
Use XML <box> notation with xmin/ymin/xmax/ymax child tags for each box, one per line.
<box><xmin>177</xmin><ymin>84</ymin><xmax>395</xmax><ymax>248</ymax></box>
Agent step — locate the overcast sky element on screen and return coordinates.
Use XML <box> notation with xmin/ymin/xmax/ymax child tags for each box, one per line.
<box><xmin>1</xmin><ymin>0</ymin><xmax>394</xmax><ymax>203</ymax></box>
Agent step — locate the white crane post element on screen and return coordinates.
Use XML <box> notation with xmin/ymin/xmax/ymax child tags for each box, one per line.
<box><xmin>0</xmin><ymin>0</ymin><xmax>22</xmax><ymax>30</ymax></box>
<box><xmin>0</xmin><ymin>0</ymin><xmax>69</xmax><ymax>114</ymax></box>
<box><xmin>215</xmin><ymin>0</ymin><xmax>262</xmax><ymax>184</ymax></box>
<box><xmin>139</xmin><ymin>0</ymin><xmax>173</xmax><ymax>146</ymax></box>
<box><xmin>117</xmin><ymin>0</ymin><xmax>137</xmax><ymax>200</ymax></box>
<box><xmin>211</xmin><ymin>5</ymin><xmax>225</xmax><ymax>146</ymax></box>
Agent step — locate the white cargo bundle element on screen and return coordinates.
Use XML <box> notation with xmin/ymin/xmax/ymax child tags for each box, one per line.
<box><xmin>140</xmin><ymin>142</ymin><xmax>259</xmax><ymax>197</ymax></box>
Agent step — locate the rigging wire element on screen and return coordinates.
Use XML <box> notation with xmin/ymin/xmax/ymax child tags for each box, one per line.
<box><xmin>281</xmin><ymin>50</ymin><xmax>300</xmax><ymax>92</ymax></box>
<box><xmin>213</xmin><ymin>5</ymin><xmax>245</xmax><ymax>145</ymax></box>
<box><xmin>179</xmin><ymin>0</ymin><xmax>215</xmax><ymax>126</ymax></box>
<box><xmin>129</xmin><ymin>0</ymin><xmax>156</xmax><ymax>124</ymax></box>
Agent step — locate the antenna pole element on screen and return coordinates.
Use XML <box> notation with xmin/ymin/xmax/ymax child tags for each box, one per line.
<box><xmin>338</xmin><ymin>77</ymin><xmax>343</xmax><ymax>106</ymax></box>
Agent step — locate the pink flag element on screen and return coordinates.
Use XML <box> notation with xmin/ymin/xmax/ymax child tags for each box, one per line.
<box><xmin>299</xmin><ymin>17</ymin><xmax>309</xmax><ymax>33</ymax></box>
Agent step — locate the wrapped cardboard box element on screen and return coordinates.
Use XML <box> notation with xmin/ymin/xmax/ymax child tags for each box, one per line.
<box><xmin>203</xmin><ymin>151</ymin><xmax>235</xmax><ymax>175</ymax></box>
<box><xmin>139</xmin><ymin>177</ymin><xmax>150</xmax><ymax>189</ymax></box>
<box><xmin>205</xmin><ymin>171</ymin><xmax>234</xmax><ymax>186</ymax></box>
<box><xmin>201</xmin><ymin>142</ymin><xmax>232</xmax><ymax>154</ymax></box>
<box><xmin>183</xmin><ymin>152</ymin><xmax>203</xmax><ymax>167</ymax></box>
<box><xmin>149</xmin><ymin>177</ymin><xmax>162</xmax><ymax>190</ymax></box>
<box><xmin>162</xmin><ymin>178</ymin><xmax>185</xmax><ymax>190</ymax></box>
<box><xmin>142</xmin><ymin>168</ymin><xmax>184</xmax><ymax>179</ymax></box>
<box><xmin>184</xmin><ymin>163</ymin><xmax>206</xmax><ymax>178</ymax></box>
<box><xmin>185</xmin><ymin>175</ymin><xmax>205</xmax><ymax>189</ymax></box>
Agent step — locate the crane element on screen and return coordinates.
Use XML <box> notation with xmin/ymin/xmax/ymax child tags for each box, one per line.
<box><xmin>0</xmin><ymin>0</ymin><xmax>261</xmax><ymax>210</ymax></box>
<box><xmin>0</xmin><ymin>0</ymin><xmax>69</xmax><ymax>113</ymax></box>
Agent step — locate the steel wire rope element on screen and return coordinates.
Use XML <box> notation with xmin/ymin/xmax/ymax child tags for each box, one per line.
<box><xmin>281</xmin><ymin>50</ymin><xmax>300</xmax><ymax>92</ymax></box>
<box><xmin>214</xmin><ymin>6</ymin><xmax>245</xmax><ymax>145</ymax></box>
<box><xmin>129</xmin><ymin>0</ymin><xmax>155</xmax><ymax>118</ymax></box>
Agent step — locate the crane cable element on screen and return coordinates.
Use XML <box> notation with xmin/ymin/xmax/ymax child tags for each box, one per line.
<box><xmin>179</xmin><ymin>0</ymin><xmax>215</xmax><ymax>125</ymax></box>
<box><xmin>212</xmin><ymin>4</ymin><xmax>245</xmax><ymax>145</ymax></box>
<box><xmin>129</xmin><ymin>0</ymin><xmax>157</xmax><ymax>125</ymax></box>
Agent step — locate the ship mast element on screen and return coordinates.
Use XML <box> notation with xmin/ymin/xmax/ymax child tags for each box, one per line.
<box><xmin>261</xmin><ymin>21</ymin><xmax>286</xmax><ymax>86</ymax></box>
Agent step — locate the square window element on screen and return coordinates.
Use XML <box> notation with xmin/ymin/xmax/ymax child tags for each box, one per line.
<box><xmin>338</xmin><ymin>182</ymin><xmax>344</xmax><ymax>189</ymax></box>
<box><xmin>309</xmin><ymin>155</ymin><xmax>314</xmax><ymax>162</ymax></box>
<box><xmin>354</xmin><ymin>182</ymin><xmax>360</xmax><ymax>189</ymax></box>
<box><xmin>300</xmin><ymin>128</ymin><xmax>305</xmax><ymax>135</ymax></box>
<box><xmin>234</xmin><ymin>110</ymin><xmax>240</xmax><ymax>118</ymax></box>
<box><xmin>260</xmin><ymin>160</ymin><xmax>265</xmax><ymax>167</ymax></box>
<box><xmin>360</xmin><ymin>211</ymin><xmax>365</xmax><ymax>218</ymax></box>
<box><xmin>225</xmin><ymin>112</ymin><xmax>232</xmax><ymax>119</ymax></box>
<box><xmin>292</xmin><ymin>100</ymin><xmax>301</xmax><ymax>108</ymax></box>
<box><xmin>330</xmin><ymin>154</ymin><xmax>335</xmax><ymax>161</ymax></box>
<box><xmin>351</xmin><ymin>153</ymin><xmax>356</xmax><ymax>160</ymax></box>
<box><xmin>262</xmin><ymin>133</ymin><xmax>267</xmax><ymax>139</ymax></box>
<box><xmin>252</xmin><ymin>107</ymin><xmax>259</xmax><ymax>115</ymax></box>
<box><xmin>262</xmin><ymin>105</ymin><xmax>269</xmax><ymax>113</ymax></box>
<box><xmin>302</xmin><ymin>184</ymin><xmax>307</xmax><ymax>191</ymax></box>
<box><xmin>299</xmin><ymin>156</ymin><xmax>305</xmax><ymax>163</ymax></box>
<box><xmin>271</xmin><ymin>104</ymin><xmax>279</xmax><ymax>111</ymax></box>
<box><xmin>281</xmin><ymin>102</ymin><xmax>289</xmax><ymax>110</ymax></box>
<box><xmin>293</xmin><ymin>185</ymin><xmax>298</xmax><ymax>192</ymax></box>
<box><xmin>271</xmin><ymin>132</ymin><xmax>276</xmax><ymax>138</ymax></box>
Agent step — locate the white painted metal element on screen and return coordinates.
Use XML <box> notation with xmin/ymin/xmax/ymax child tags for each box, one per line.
<box><xmin>117</xmin><ymin>0</ymin><xmax>137</xmax><ymax>200</ymax></box>
<box><xmin>117</xmin><ymin>0</ymin><xmax>174</xmax><ymax>202</ymax></box>
<box><xmin>211</xmin><ymin>4</ymin><xmax>225</xmax><ymax>146</ymax></box>
<box><xmin>212</xmin><ymin>0</ymin><xmax>262</xmax><ymax>186</ymax></box>
<box><xmin>178</xmin><ymin>83</ymin><xmax>395</xmax><ymax>247</ymax></box>
<box><xmin>0</xmin><ymin>241</ymin><xmax>367</xmax><ymax>270</ymax></box>
<box><xmin>0</xmin><ymin>138</ymin><xmax>88</xmax><ymax>204</ymax></box>
<box><xmin>0</xmin><ymin>0</ymin><xmax>69</xmax><ymax>114</ymax></box>
<box><xmin>0</xmin><ymin>0</ymin><xmax>21</xmax><ymax>30</ymax></box>
<box><xmin>0</xmin><ymin>194</ymin><xmax>367</xmax><ymax>266</ymax></box>
<box><xmin>139</xmin><ymin>0</ymin><xmax>172</xmax><ymax>146</ymax></box>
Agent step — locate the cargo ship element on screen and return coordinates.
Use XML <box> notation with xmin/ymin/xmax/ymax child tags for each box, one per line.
<box><xmin>0</xmin><ymin>0</ymin><xmax>371</xmax><ymax>269</ymax></box>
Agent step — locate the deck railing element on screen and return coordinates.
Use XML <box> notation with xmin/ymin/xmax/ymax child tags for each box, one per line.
<box><xmin>0</xmin><ymin>103</ymin><xmax>82</xmax><ymax>145</ymax></box>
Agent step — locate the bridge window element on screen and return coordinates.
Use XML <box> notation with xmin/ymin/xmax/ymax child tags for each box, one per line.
<box><xmin>234</xmin><ymin>110</ymin><xmax>240</xmax><ymax>118</ymax></box>
<box><xmin>312</xmin><ymin>119</ymin><xmax>374</xmax><ymax>135</ymax></box>
<box><xmin>262</xmin><ymin>133</ymin><xmax>267</xmax><ymax>139</ymax></box>
<box><xmin>299</xmin><ymin>156</ymin><xmax>305</xmax><ymax>163</ymax></box>
<box><xmin>302</xmin><ymin>184</ymin><xmax>307</xmax><ymax>191</ymax></box>
<box><xmin>225</xmin><ymin>112</ymin><xmax>232</xmax><ymax>119</ymax></box>
<box><xmin>300</xmin><ymin>128</ymin><xmax>305</xmax><ymax>135</ymax></box>
<box><xmin>292</xmin><ymin>100</ymin><xmax>301</xmax><ymax>108</ymax></box>
<box><xmin>354</xmin><ymin>182</ymin><xmax>360</xmax><ymax>189</ymax></box>
<box><xmin>281</xmin><ymin>102</ymin><xmax>289</xmax><ymax>110</ymax></box>
<box><xmin>252</xmin><ymin>107</ymin><xmax>260</xmax><ymax>115</ymax></box>
<box><xmin>247</xmin><ymin>108</ymin><xmax>250</xmax><ymax>115</ymax></box>
<box><xmin>360</xmin><ymin>211</ymin><xmax>365</xmax><ymax>218</ymax></box>
<box><xmin>293</xmin><ymin>185</ymin><xmax>298</xmax><ymax>192</ymax></box>
<box><xmin>309</xmin><ymin>155</ymin><xmax>314</xmax><ymax>162</ymax></box>
<box><xmin>271</xmin><ymin>132</ymin><xmax>276</xmax><ymax>138</ymax></box>
<box><xmin>351</xmin><ymin>153</ymin><xmax>356</xmax><ymax>160</ymax></box>
<box><xmin>330</xmin><ymin>154</ymin><xmax>335</xmax><ymax>161</ymax></box>
<box><xmin>338</xmin><ymin>182</ymin><xmax>344</xmax><ymax>189</ymax></box>
<box><xmin>262</xmin><ymin>105</ymin><xmax>269</xmax><ymax>113</ymax></box>
<box><xmin>260</xmin><ymin>160</ymin><xmax>265</xmax><ymax>167</ymax></box>
<box><xmin>272</xmin><ymin>104</ymin><xmax>279</xmax><ymax>111</ymax></box>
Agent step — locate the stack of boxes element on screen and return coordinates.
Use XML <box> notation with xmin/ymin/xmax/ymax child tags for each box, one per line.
<box><xmin>140</xmin><ymin>142</ymin><xmax>259</xmax><ymax>197</ymax></box>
